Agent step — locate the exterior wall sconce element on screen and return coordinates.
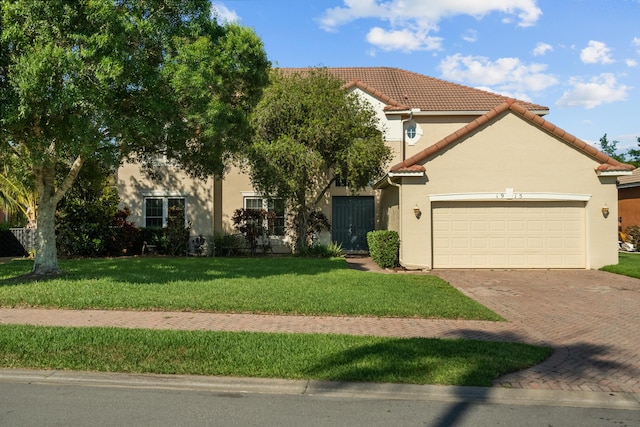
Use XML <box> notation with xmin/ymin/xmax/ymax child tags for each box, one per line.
<box><xmin>602</xmin><ymin>205</ymin><xmax>609</xmax><ymax>218</ymax></box>
<box><xmin>413</xmin><ymin>204</ymin><xmax>421</xmax><ymax>219</ymax></box>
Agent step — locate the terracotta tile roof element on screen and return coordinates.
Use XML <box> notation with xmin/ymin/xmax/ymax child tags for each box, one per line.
<box><xmin>278</xmin><ymin>67</ymin><xmax>549</xmax><ymax>113</ymax></box>
<box><xmin>390</xmin><ymin>99</ymin><xmax>635</xmax><ymax>174</ymax></box>
<box><xmin>618</xmin><ymin>168</ymin><xmax>640</xmax><ymax>186</ymax></box>
<box><xmin>390</xmin><ymin>164</ymin><xmax>426</xmax><ymax>174</ymax></box>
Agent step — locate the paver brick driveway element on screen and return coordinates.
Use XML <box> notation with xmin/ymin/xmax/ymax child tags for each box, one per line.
<box><xmin>432</xmin><ymin>269</ymin><xmax>640</xmax><ymax>393</ymax></box>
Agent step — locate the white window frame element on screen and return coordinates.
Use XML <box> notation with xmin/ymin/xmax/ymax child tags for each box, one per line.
<box><xmin>405</xmin><ymin>120</ymin><xmax>423</xmax><ymax>146</ymax></box>
<box><xmin>242</xmin><ymin>193</ymin><xmax>286</xmax><ymax>237</ymax></box>
<box><xmin>143</xmin><ymin>194</ymin><xmax>187</xmax><ymax>228</ymax></box>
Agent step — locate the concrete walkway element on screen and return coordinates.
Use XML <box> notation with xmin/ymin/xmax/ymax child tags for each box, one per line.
<box><xmin>1</xmin><ymin>257</ymin><xmax>639</xmax><ymax>395</ymax></box>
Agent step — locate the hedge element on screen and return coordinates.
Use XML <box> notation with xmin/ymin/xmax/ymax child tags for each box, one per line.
<box><xmin>366</xmin><ymin>230</ymin><xmax>399</xmax><ymax>269</ymax></box>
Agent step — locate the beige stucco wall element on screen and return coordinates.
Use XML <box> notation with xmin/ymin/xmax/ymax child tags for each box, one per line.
<box><xmin>219</xmin><ymin>165</ymin><xmax>383</xmax><ymax>249</ymax></box>
<box><xmin>117</xmin><ymin>161</ymin><xmax>215</xmax><ymax>237</ymax></box>
<box><xmin>395</xmin><ymin>111</ymin><xmax>620</xmax><ymax>270</ymax></box>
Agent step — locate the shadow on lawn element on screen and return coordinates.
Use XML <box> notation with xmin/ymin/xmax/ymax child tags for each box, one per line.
<box><xmin>0</xmin><ymin>256</ymin><xmax>364</xmax><ymax>285</ymax></box>
<box><xmin>305</xmin><ymin>329</ymin><xmax>638</xmax><ymax>427</ymax></box>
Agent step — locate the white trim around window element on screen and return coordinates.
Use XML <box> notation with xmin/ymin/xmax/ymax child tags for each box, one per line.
<box><xmin>143</xmin><ymin>195</ymin><xmax>187</xmax><ymax>228</ymax></box>
<box><xmin>241</xmin><ymin>193</ymin><xmax>286</xmax><ymax>237</ymax></box>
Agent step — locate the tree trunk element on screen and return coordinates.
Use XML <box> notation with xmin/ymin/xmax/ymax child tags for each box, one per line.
<box><xmin>31</xmin><ymin>163</ymin><xmax>61</xmax><ymax>276</ymax></box>
<box><xmin>296</xmin><ymin>205</ymin><xmax>308</xmax><ymax>252</ymax></box>
<box><xmin>33</xmin><ymin>194</ymin><xmax>61</xmax><ymax>275</ymax></box>
<box><xmin>30</xmin><ymin>153</ymin><xmax>85</xmax><ymax>276</ymax></box>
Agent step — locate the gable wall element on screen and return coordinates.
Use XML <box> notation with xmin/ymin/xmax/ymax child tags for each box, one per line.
<box><xmin>396</xmin><ymin>112</ymin><xmax>619</xmax><ymax>269</ymax></box>
<box><xmin>404</xmin><ymin>115</ymin><xmax>476</xmax><ymax>161</ymax></box>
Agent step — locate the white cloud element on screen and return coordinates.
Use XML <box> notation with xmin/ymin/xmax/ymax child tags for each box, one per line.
<box><xmin>319</xmin><ymin>0</ymin><xmax>385</xmax><ymax>31</ymax></box>
<box><xmin>532</xmin><ymin>42</ymin><xmax>553</xmax><ymax>56</ymax></box>
<box><xmin>462</xmin><ymin>29</ymin><xmax>478</xmax><ymax>43</ymax></box>
<box><xmin>556</xmin><ymin>73</ymin><xmax>631</xmax><ymax>109</ymax></box>
<box><xmin>438</xmin><ymin>54</ymin><xmax>558</xmax><ymax>96</ymax></box>
<box><xmin>627</xmin><ymin>59</ymin><xmax>638</xmax><ymax>67</ymax></box>
<box><xmin>366</xmin><ymin>27</ymin><xmax>442</xmax><ymax>52</ymax></box>
<box><xmin>633</xmin><ymin>37</ymin><xmax>640</xmax><ymax>53</ymax></box>
<box><xmin>580</xmin><ymin>40</ymin><xmax>614</xmax><ymax>64</ymax></box>
<box><xmin>211</xmin><ymin>2</ymin><xmax>240</xmax><ymax>23</ymax></box>
<box><xmin>318</xmin><ymin>0</ymin><xmax>541</xmax><ymax>51</ymax></box>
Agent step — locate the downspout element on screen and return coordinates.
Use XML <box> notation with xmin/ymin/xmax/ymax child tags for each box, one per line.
<box><xmin>400</xmin><ymin>108</ymin><xmax>421</xmax><ymax>161</ymax></box>
<box><xmin>401</xmin><ymin>111</ymin><xmax>414</xmax><ymax>162</ymax></box>
<box><xmin>387</xmin><ymin>175</ymin><xmax>402</xmax><ymax>266</ymax></box>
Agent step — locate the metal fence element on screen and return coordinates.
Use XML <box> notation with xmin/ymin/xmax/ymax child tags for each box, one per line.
<box><xmin>10</xmin><ymin>228</ymin><xmax>37</xmax><ymax>253</ymax></box>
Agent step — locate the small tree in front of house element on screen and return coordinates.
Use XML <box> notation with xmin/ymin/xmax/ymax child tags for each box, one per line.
<box><xmin>247</xmin><ymin>68</ymin><xmax>391</xmax><ymax>252</ymax></box>
<box><xmin>232</xmin><ymin>208</ymin><xmax>274</xmax><ymax>255</ymax></box>
<box><xmin>163</xmin><ymin>206</ymin><xmax>191</xmax><ymax>256</ymax></box>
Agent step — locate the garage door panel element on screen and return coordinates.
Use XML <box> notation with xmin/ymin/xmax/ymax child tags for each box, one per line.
<box><xmin>432</xmin><ymin>201</ymin><xmax>585</xmax><ymax>268</ymax></box>
<box><xmin>527</xmin><ymin>220</ymin><xmax>544</xmax><ymax>232</ymax></box>
<box><xmin>451</xmin><ymin>220</ymin><xmax>469</xmax><ymax>232</ymax></box>
<box><xmin>508</xmin><ymin>220</ymin><xmax>526</xmax><ymax>232</ymax></box>
<box><xmin>471</xmin><ymin>220</ymin><xmax>487</xmax><ymax>231</ymax></box>
<box><xmin>452</xmin><ymin>238</ymin><xmax>470</xmax><ymax>249</ymax></box>
<box><xmin>527</xmin><ymin>237</ymin><xmax>544</xmax><ymax>249</ymax></box>
<box><xmin>490</xmin><ymin>221</ymin><xmax>507</xmax><ymax>232</ymax></box>
<box><xmin>489</xmin><ymin>237</ymin><xmax>507</xmax><ymax>248</ymax></box>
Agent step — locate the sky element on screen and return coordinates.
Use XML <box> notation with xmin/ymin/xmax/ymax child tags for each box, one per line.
<box><xmin>210</xmin><ymin>0</ymin><xmax>640</xmax><ymax>154</ymax></box>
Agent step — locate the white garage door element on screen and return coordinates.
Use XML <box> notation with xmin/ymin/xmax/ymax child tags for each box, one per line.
<box><xmin>432</xmin><ymin>201</ymin><xmax>586</xmax><ymax>268</ymax></box>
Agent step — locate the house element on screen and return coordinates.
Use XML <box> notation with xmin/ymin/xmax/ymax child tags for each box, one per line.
<box><xmin>617</xmin><ymin>168</ymin><xmax>640</xmax><ymax>233</ymax></box>
<box><xmin>117</xmin><ymin>67</ymin><xmax>633</xmax><ymax>268</ymax></box>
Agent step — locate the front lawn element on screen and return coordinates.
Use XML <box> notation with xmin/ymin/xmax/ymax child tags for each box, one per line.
<box><xmin>0</xmin><ymin>324</ymin><xmax>551</xmax><ymax>386</ymax></box>
<box><xmin>0</xmin><ymin>257</ymin><xmax>501</xmax><ymax>320</ymax></box>
<box><xmin>601</xmin><ymin>252</ymin><xmax>640</xmax><ymax>278</ymax></box>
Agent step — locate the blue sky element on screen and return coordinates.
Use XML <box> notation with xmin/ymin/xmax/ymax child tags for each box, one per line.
<box><xmin>211</xmin><ymin>0</ymin><xmax>640</xmax><ymax>154</ymax></box>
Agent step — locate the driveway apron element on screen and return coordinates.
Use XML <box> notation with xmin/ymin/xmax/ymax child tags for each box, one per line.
<box><xmin>433</xmin><ymin>269</ymin><xmax>640</xmax><ymax>393</ymax></box>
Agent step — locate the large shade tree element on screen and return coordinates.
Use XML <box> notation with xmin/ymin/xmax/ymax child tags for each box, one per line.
<box><xmin>248</xmin><ymin>68</ymin><xmax>392</xmax><ymax>251</ymax></box>
<box><xmin>0</xmin><ymin>0</ymin><xmax>270</xmax><ymax>275</ymax></box>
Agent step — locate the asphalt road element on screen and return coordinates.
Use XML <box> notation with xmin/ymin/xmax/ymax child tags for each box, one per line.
<box><xmin>1</xmin><ymin>371</ymin><xmax>639</xmax><ymax>427</ymax></box>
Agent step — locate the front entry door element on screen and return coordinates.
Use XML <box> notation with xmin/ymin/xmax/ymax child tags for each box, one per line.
<box><xmin>332</xmin><ymin>196</ymin><xmax>375</xmax><ymax>251</ymax></box>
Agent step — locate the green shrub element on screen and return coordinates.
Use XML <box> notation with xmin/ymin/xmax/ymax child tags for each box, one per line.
<box><xmin>164</xmin><ymin>206</ymin><xmax>191</xmax><ymax>256</ymax></box>
<box><xmin>232</xmin><ymin>208</ymin><xmax>273</xmax><ymax>255</ymax></box>
<box><xmin>55</xmin><ymin>159</ymin><xmax>121</xmax><ymax>258</ymax></box>
<box><xmin>296</xmin><ymin>242</ymin><xmax>343</xmax><ymax>258</ymax></box>
<box><xmin>213</xmin><ymin>233</ymin><xmax>246</xmax><ymax>257</ymax></box>
<box><xmin>56</xmin><ymin>193</ymin><xmax>118</xmax><ymax>257</ymax></box>
<box><xmin>367</xmin><ymin>230</ymin><xmax>399</xmax><ymax>268</ymax></box>
<box><xmin>105</xmin><ymin>209</ymin><xmax>140</xmax><ymax>256</ymax></box>
<box><xmin>136</xmin><ymin>228</ymin><xmax>165</xmax><ymax>255</ymax></box>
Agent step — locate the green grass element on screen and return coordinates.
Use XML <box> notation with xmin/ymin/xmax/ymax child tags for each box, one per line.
<box><xmin>0</xmin><ymin>324</ymin><xmax>551</xmax><ymax>387</ymax></box>
<box><xmin>0</xmin><ymin>257</ymin><xmax>501</xmax><ymax>320</ymax></box>
<box><xmin>601</xmin><ymin>252</ymin><xmax>640</xmax><ymax>278</ymax></box>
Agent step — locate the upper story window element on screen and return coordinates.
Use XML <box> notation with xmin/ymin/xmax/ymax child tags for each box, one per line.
<box><xmin>405</xmin><ymin>120</ymin><xmax>422</xmax><ymax>145</ymax></box>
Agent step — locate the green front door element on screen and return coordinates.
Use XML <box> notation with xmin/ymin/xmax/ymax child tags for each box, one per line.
<box><xmin>332</xmin><ymin>196</ymin><xmax>375</xmax><ymax>251</ymax></box>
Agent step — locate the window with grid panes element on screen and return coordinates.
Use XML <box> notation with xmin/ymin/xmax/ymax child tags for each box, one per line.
<box><xmin>144</xmin><ymin>197</ymin><xmax>186</xmax><ymax>228</ymax></box>
<box><xmin>244</xmin><ymin>197</ymin><xmax>285</xmax><ymax>237</ymax></box>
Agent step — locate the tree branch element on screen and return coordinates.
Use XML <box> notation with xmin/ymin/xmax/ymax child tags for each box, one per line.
<box><xmin>53</xmin><ymin>154</ymin><xmax>86</xmax><ymax>206</ymax></box>
<box><xmin>312</xmin><ymin>176</ymin><xmax>336</xmax><ymax>207</ymax></box>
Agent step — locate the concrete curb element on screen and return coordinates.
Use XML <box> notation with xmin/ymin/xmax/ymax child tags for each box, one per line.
<box><xmin>1</xmin><ymin>368</ymin><xmax>638</xmax><ymax>410</ymax></box>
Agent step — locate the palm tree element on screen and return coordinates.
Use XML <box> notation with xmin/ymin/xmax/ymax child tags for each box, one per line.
<box><xmin>0</xmin><ymin>161</ymin><xmax>37</xmax><ymax>228</ymax></box>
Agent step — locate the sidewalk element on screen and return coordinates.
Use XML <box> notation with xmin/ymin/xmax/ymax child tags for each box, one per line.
<box><xmin>0</xmin><ymin>308</ymin><xmax>540</xmax><ymax>342</ymax></box>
